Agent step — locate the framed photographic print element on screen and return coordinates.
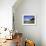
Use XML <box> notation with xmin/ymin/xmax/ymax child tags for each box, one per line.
<box><xmin>22</xmin><ymin>15</ymin><xmax>36</xmax><ymax>25</ymax></box>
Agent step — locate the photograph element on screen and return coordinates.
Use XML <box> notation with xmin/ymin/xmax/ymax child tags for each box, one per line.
<box><xmin>22</xmin><ymin>15</ymin><xmax>36</xmax><ymax>25</ymax></box>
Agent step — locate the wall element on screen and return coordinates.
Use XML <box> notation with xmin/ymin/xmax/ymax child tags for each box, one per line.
<box><xmin>0</xmin><ymin>0</ymin><xmax>16</xmax><ymax>30</ymax></box>
<box><xmin>41</xmin><ymin>0</ymin><xmax>46</xmax><ymax>46</ymax></box>
<box><xmin>13</xmin><ymin>0</ymin><xmax>41</xmax><ymax>46</ymax></box>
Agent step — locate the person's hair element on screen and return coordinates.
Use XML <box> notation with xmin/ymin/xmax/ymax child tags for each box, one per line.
<box><xmin>34</xmin><ymin>43</ymin><xmax>35</xmax><ymax>46</ymax></box>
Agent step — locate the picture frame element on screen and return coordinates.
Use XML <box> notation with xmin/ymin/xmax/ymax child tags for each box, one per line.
<box><xmin>22</xmin><ymin>15</ymin><xmax>36</xmax><ymax>25</ymax></box>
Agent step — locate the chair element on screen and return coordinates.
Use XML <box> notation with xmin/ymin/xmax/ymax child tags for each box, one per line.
<box><xmin>14</xmin><ymin>33</ymin><xmax>23</xmax><ymax>46</ymax></box>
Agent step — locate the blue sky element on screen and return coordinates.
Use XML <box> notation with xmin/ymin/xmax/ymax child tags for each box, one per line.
<box><xmin>24</xmin><ymin>16</ymin><xmax>34</xmax><ymax>21</ymax></box>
